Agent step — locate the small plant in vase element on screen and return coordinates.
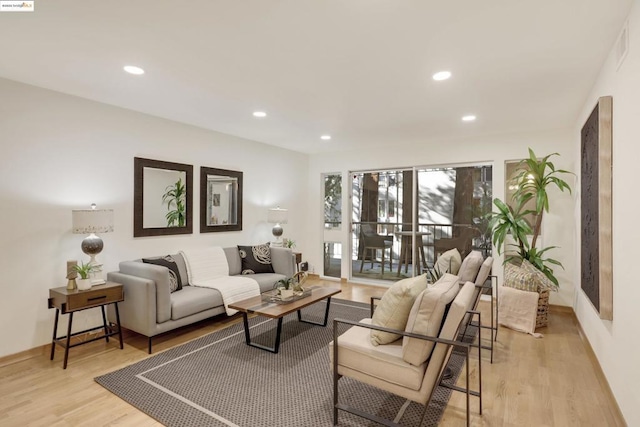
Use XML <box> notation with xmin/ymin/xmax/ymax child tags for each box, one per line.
<box><xmin>283</xmin><ymin>238</ymin><xmax>296</xmax><ymax>249</ymax></box>
<box><xmin>275</xmin><ymin>277</ymin><xmax>294</xmax><ymax>299</ymax></box>
<box><xmin>274</xmin><ymin>271</ymin><xmax>308</xmax><ymax>300</ymax></box>
<box><xmin>73</xmin><ymin>262</ymin><xmax>97</xmax><ymax>290</ymax></box>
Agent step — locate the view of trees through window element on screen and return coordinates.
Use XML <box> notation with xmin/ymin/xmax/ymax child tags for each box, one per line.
<box><xmin>350</xmin><ymin>165</ymin><xmax>492</xmax><ymax>281</ymax></box>
<box><xmin>323</xmin><ymin>173</ymin><xmax>342</xmax><ymax>278</ymax></box>
<box><xmin>324</xmin><ymin>174</ymin><xmax>342</xmax><ymax>230</ymax></box>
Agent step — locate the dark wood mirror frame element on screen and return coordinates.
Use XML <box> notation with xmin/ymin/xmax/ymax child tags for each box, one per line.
<box><xmin>134</xmin><ymin>157</ymin><xmax>193</xmax><ymax>237</ymax></box>
<box><xmin>200</xmin><ymin>166</ymin><xmax>243</xmax><ymax>233</ymax></box>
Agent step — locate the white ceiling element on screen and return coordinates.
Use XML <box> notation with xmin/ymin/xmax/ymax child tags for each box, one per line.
<box><xmin>0</xmin><ymin>0</ymin><xmax>632</xmax><ymax>154</ymax></box>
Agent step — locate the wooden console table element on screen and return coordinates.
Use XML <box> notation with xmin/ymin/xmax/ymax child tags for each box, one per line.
<box><xmin>48</xmin><ymin>281</ymin><xmax>124</xmax><ymax>369</ymax></box>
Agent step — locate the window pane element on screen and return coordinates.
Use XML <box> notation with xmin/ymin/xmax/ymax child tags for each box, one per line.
<box><xmin>323</xmin><ymin>242</ymin><xmax>341</xmax><ymax>278</ymax></box>
<box><xmin>324</xmin><ymin>173</ymin><xmax>342</xmax><ymax>230</ymax></box>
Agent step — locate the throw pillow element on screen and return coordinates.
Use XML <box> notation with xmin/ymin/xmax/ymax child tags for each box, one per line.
<box><xmin>238</xmin><ymin>243</ymin><xmax>275</xmax><ymax>275</ymax></box>
<box><xmin>142</xmin><ymin>255</ymin><xmax>183</xmax><ymax>292</ymax></box>
<box><xmin>402</xmin><ymin>273</ymin><xmax>459</xmax><ymax>366</ymax></box>
<box><xmin>370</xmin><ymin>274</ymin><xmax>428</xmax><ymax>346</ymax></box>
<box><xmin>171</xmin><ymin>252</ymin><xmax>190</xmax><ymax>286</ymax></box>
<box><xmin>435</xmin><ymin>248</ymin><xmax>462</xmax><ymax>276</ymax></box>
<box><xmin>457</xmin><ymin>250</ymin><xmax>484</xmax><ymax>284</ymax></box>
<box><xmin>504</xmin><ymin>259</ymin><xmax>553</xmax><ymax>292</ymax></box>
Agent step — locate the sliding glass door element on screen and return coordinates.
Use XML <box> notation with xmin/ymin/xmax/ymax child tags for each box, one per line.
<box><xmin>350</xmin><ymin>164</ymin><xmax>492</xmax><ymax>284</ymax></box>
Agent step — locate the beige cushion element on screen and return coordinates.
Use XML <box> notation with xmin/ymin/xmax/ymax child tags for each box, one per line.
<box><xmin>330</xmin><ymin>319</ymin><xmax>427</xmax><ymax>391</ymax></box>
<box><xmin>459</xmin><ymin>256</ymin><xmax>495</xmax><ymax>328</ymax></box>
<box><xmin>474</xmin><ymin>256</ymin><xmax>493</xmax><ymax>286</ymax></box>
<box><xmin>402</xmin><ymin>273</ymin><xmax>459</xmax><ymax>366</ymax></box>
<box><xmin>457</xmin><ymin>250</ymin><xmax>484</xmax><ymax>285</ymax></box>
<box><xmin>436</xmin><ymin>248</ymin><xmax>462</xmax><ymax>275</ymax></box>
<box><xmin>370</xmin><ymin>274</ymin><xmax>428</xmax><ymax>346</ymax></box>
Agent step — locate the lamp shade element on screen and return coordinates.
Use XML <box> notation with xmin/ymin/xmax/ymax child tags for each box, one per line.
<box><xmin>267</xmin><ymin>207</ymin><xmax>288</xmax><ymax>224</ymax></box>
<box><xmin>72</xmin><ymin>209</ymin><xmax>114</xmax><ymax>234</ymax></box>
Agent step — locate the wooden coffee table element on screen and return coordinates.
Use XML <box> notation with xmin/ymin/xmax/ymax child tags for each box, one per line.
<box><xmin>228</xmin><ymin>286</ymin><xmax>341</xmax><ymax>353</ymax></box>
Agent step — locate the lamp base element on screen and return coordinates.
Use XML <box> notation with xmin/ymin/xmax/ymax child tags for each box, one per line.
<box><xmin>272</xmin><ymin>224</ymin><xmax>283</xmax><ymax>238</ymax></box>
<box><xmin>82</xmin><ymin>234</ymin><xmax>106</xmax><ymax>286</ymax></box>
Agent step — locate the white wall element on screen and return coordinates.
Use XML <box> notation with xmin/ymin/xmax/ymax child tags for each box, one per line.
<box><xmin>307</xmin><ymin>128</ymin><xmax>577</xmax><ymax>306</ymax></box>
<box><xmin>573</xmin><ymin>1</ymin><xmax>640</xmax><ymax>424</ymax></box>
<box><xmin>0</xmin><ymin>78</ymin><xmax>308</xmax><ymax>358</ymax></box>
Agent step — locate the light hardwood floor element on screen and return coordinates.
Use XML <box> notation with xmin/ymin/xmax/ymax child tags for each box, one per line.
<box><xmin>0</xmin><ymin>278</ymin><xmax>626</xmax><ymax>426</ymax></box>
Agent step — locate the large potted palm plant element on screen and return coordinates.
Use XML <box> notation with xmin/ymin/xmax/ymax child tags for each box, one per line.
<box><xmin>489</xmin><ymin>148</ymin><xmax>573</xmax><ymax>288</ymax></box>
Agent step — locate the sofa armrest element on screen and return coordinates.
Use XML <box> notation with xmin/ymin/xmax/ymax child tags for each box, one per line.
<box><xmin>270</xmin><ymin>247</ymin><xmax>295</xmax><ymax>277</ymax></box>
<box><xmin>106</xmin><ymin>271</ymin><xmax>158</xmax><ymax>336</ymax></box>
<box><xmin>117</xmin><ymin>261</ymin><xmax>172</xmax><ymax>323</ymax></box>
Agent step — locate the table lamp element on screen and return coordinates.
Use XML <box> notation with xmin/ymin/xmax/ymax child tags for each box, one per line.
<box><xmin>267</xmin><ymin>206</ymin><xmax>288</xmax><ymax>246</ymax></box>
<box><xmin>72</xmin><ymin>203</ymin><xmax>114</xmax><ymax>285</ymax></box>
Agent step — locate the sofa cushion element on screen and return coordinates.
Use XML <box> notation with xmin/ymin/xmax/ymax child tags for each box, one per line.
<box><xmin>436</xmin><ymin>248</ymin><xmax>462</xmax><ymax>275</ymax></box>
<box><xmin>223</xmin><ymin>247</ymin><xmax>243</xmax><ymax>275</ymax></box>
<box><xmin>402</xmin><ymin>273</ymin><xmax>459</xmax><ymax>366</ymax></box>
<box><xmin>370</xmin><ymin>274</ymin><xmax>428</xmax><ymax>346</ymax></box>
<box><xmin>142</xmin><ymin>255</ymin><xmax>184</xmax><ymax>292</ymax></box>
<box><xmin>172</xmin><ymin>252</ymin><xmax>190</xmax><ymax>286</ymax></box>
<box><xmin>170</xmin><ymin>286</ymin><xmax>224</xmax><ymax>320</ymax></box>
<box><xmin>238</xmin><ymin>243</ymin><xmax>275</xmax><ymax>275</ymax></box>
<box><xmin>330</xmin><ymin>318</ymin><xmax>427</xmax><ymax>391</ymax></box>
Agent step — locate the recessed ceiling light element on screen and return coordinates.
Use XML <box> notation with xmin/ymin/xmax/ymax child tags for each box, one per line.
<box><xmin>123</xmin><ymin>65</ymin><xmax>144</xmax><ymax>75</ymax></box>
<box><xmin>320</xmin><ymin>135</ymin><xmax>332</xmax><ymax>141</ymax></box>
<box><xmin>432</xmin><ymin>71</ymin><xmax>451</xmax><ymax>81</ymax></box>
<box><xmin>462</xmin><ymin>115</ymin><xmax>477</xmax><ymax>122</ymax></box>
<box><xmin>253</xmin><ymin>111</ymin><xmax>267</xmax><ymax>118</ymax></box>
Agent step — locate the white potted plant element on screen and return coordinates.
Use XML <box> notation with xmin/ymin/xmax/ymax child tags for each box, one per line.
<box><xmin>275</xmin><ymin>277</ymin><xmax>294</xmax><ymax>300</ymax></box>
<box><xmin>73</xmin><ymin>262</ymin><xmax>97</xmax><ymax>291</ymax></box>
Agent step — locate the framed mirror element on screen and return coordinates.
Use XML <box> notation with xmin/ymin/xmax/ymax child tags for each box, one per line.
<box><xmin>134</xmin><ymin>157</ymin><xmax>193</xmax><ymax>237</ymax></box>
<box><xmin>200</xmin><ymin>166</ymin><xmax>243</xmax><ymax>233</ymax></box>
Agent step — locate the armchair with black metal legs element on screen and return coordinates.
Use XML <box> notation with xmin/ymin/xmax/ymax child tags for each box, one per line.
<box><xmin>359</xmin><ymin>223</ymin><xmax>393</xmax><ymax>276</ymax></box>
<box><xmin>459</xmin><ymin>256</ymin><xmax>499</xmax><ymax>363</ymax></box>
<box><xmin>331</xmin><ymin>282</ymin><xmax>481</xmax><ymax>427</ymax></box>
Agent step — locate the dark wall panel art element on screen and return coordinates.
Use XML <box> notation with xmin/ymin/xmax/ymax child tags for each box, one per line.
<box><xmin>580</xmin><ymin>96</ymin><xmax>613</xmax><ymax>320</ymax></box>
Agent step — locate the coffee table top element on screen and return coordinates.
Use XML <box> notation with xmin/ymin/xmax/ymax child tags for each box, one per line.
<box><xmin>228</xmin><ymin>286</ymin><xmax>341</xmax><ymax>319</ymax></box>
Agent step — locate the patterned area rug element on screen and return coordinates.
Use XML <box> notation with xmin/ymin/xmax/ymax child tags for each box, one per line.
<box><xmin>96</xmin><ymin>300</ymin><xmax>465</xmax><ymax>426</ymax></box>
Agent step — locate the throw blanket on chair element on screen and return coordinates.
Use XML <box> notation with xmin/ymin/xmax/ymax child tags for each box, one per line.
<box><xmin>498</xmin><ymin>286</ymin><xmax>543</xmax><ymax>338</ymax></box>
<box><xmin>180</xmin><ymin>247</ymin><xmax>260</xmax><ymax>316</ymax></box>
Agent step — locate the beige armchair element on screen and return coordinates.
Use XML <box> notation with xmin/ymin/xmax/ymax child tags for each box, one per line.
<box><xmin>459</xmin><ymin>256</ymin><xmax>498</xmax><ymax>362</ymax></box>
<box><xmin>331</xmin><ymin>282</ymin><xmax>480</xmax><ymax>426</ymax></box>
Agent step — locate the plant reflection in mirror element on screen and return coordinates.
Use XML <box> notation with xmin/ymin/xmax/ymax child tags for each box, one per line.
<box><xmin>162</xmin><ymin>178</ymin><xmax>187</xmax><ymax>227</ymax></box>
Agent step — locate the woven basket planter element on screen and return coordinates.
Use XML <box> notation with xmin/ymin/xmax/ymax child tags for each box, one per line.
<box><xmin>536</xmin><ymin>289</ymin><xmax>550</xmax><ymax>329</ymax></box>
<box><xmin>504</xmin><ymin>260</ymin><xmax>553</xmax><ymax>330</ymax></box>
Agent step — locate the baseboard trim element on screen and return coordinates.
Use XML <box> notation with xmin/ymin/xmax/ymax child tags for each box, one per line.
<box><xmin>549</xmin><ymin>304</ymin><xmax>573</xmax><ymax>314</ymax></box>
<box><xmin>572</xmin><ymin>311</ymin><xmax>627</xmax><ymax>426</ymax></box>
<box><xmin>0</xmin><ymin>328</ymin><xmax>137</xmax><ymax>368</ymax></box>
<box><xmin>0</xmin><ymin>345</ymin><xmax>48</xmax><ymax>369</ymax></box>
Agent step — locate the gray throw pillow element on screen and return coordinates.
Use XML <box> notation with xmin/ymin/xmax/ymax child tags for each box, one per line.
<box><xmin>238</xmin><ymin>243</ymin><xmax>275</xmax><ymax>274</ymax></box>
<box><xmin>142</xmin><ymin>255</ymin><xmax>183</xmax><ymax>292</ymax></box>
